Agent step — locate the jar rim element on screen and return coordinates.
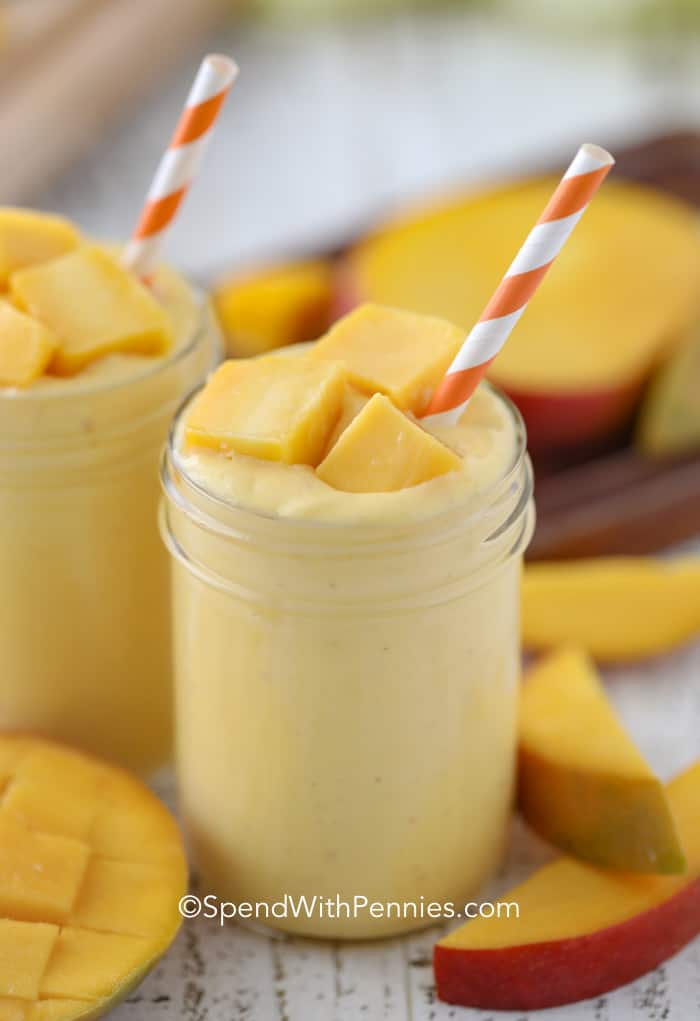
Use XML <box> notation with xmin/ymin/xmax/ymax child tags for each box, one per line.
<box><xmin>163</xmin><ymin>379</ymin><xmax>531</xmax><ymax>543</ymax></box>
<box><xmin>0</xmin><ymin>283</ymin><xmax>210</xmax><ymax>404</ymax></box>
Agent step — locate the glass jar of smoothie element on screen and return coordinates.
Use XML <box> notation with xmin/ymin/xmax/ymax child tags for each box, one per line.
<box><xmin>161</xmin><ymin>373</ymin><xmax>534</xmax><ymax>939</ymax></box>
<box><xmin>0</xmin><ymin>260</ymin><xmax>220</xmax><ymax>773</ymax></box>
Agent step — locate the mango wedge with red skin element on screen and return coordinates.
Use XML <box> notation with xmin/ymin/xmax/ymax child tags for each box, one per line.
<box><xmin>434</xmin><ymin>761</ymin><xmax>700</xmax><ymax>1011</ymax></box>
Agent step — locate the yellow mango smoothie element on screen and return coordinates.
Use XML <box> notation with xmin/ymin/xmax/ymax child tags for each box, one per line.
<box><xmin>0</xmin><ymin>210</ymin><xmax>219</xmax><ymax>772</ymax></box>
<box><xmin>162</xmin><ymin>304</ymin><xmax>534</xmax><ymax>938</ymax></box>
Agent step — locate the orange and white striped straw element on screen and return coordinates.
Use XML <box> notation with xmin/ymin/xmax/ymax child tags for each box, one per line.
<box><xmin>123</xmin><ymin>54</ymin><xmax>238</xmax><ymax>280</ymax></box>
<box><xmin>422</xmin><ymin>143</ymin><xmax>615</xmax><ymax>426</ymax></box>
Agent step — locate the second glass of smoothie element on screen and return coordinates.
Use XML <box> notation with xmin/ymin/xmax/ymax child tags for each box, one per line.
<box><xmin>162</xmin><ymin>304</ymin><xmax>534</xmax><ymax>938</ymax></box>
<box><xmin>0</xmin><ymin>211</ymin><xmax>220</xmax><ymax>772</ymax></box>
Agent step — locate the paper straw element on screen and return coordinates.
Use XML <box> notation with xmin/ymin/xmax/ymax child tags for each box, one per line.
<box><xmin>422</xmin><ymin>143</ymin><xmax>615</xmax><ymax>427</ymax></box>
<box><xmin>123</xmin><ymin>54</ymin><xmax>238</xmax><ymax>280</ymax></box>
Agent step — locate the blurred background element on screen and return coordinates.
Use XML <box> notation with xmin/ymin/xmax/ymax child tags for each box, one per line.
<box><xmin>3</xmin><ymin>0</ymin><xmax>700</xmax><ymax>554</ymax></box>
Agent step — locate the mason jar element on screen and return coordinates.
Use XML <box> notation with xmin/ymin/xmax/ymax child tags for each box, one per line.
<box><xmin>0</xmin><ymin>275</ymin><xmax>220</xmax><ymax>773</ymax></box>
<box><xmin>161</xmin><ymin>384</ymin><xmax>534</xmax><ymax>938</ymax></box>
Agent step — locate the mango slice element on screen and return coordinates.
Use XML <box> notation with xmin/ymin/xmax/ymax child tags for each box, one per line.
<box><xmin>310</xmin><ymin>303</ymin><xmax>464</xmax><ymax>414</ymax></box>
<box><xmin>343</xmin><ymin>180</ymin><xmax>700</xmax><ymax>394</ymax></box>
<box><xmin>214</xmin><ymin>259</ymin><xmax>334</xmax><ymax>357</ymax></box>
<box><xmin>0</xmin><ymin>303</ymin><xmax>58</xmax><ymax>387</ymax></box>
<box><xmin>0</xmin><ymin>735</ymin><xmax>187</xmax><ymax>1021</ymax></box>
<box><xmin>434</xmin><ymin>761</ymin><xmax>700</xmax><ymax>1011</ymax></box>
<box><xmin>11</xmin><ymin>246</ymin><xmax>173</xmax><ymax>376</ymax></box>
<box><xmin>316</xmin><ymin>392</ymin><xmax>461</xmax><ymax>493</ymax></box>
<box><xmin>637</xmin><ymin>324</ymin><xmax>700</xmax><ymax>456</ymax></box>
<box><xmin>519</xmin><ymin>647</ymin><xmax>684</xmax><ymax>872</ymax></box>
<box><xmin>186</xmin><ymin>354</ymin><xmax>347</xmax><ymax>465</ymax></box>
<box><xmin>0</xmin><ymin>209</ymin><xmax>80</xmax><ymax>286</ymax></box>
<box><xmin>522</xmin><ymin>557</ymin><xmax>700</xmax><ymax>661</ymax></box>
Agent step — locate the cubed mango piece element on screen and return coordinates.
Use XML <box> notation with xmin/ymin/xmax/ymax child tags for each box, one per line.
<box><xmin>0</xmin><ymin>209</ymin><xmax>80</xmax><ymax>286</ymax></box>
<box><xmin>0</xmin><ymin>920</ymin><xmax>58</xmax><ymax>1000</ymax></box>
<box><xmin>325</xmin><ymin>384</ymin><xmax>370</xmax><ymax>453</ymax></box>
<box><xmin>0</xmin><ymin>736</ymin><xmax>187</xmax><ymax>1021</ymax></box>
<box><xmin>4</xmin><ymin>746</ymin><xmax>104</xmax><ymax>841</ymax></box>
<box><xmin>0</xmin><ymin>817</ymin><xmax>90</xmax><ymax>926</ymax></box>
<box><xmin>0</xmin><ymin>999</ymin><xmax>29</xmax><ymax>1021</ymax></box>
<box><xmin>11</xmin><ymin>245</ymin><xmax>173</xmax><ymax>376</ymax></box>
<box><xmin>316</xmin><ymin>393</ymin><xmax>462</xmax><ymax>493</ymax></box>
<box><xmin>39</xmin><ymin>929</ymin><xmax>152</xmax><ymax>1001</ymax></box>
<box><xmin>311</xmin><ymin>303</ymin><xmax>464</xmax><ymax>414</ymax></box>
<box><xmin>0</xmin><ymin>303</ymin><xmax>58</xmax><ymax>387</ymax></box>
<box><xmin>186</xmin><ymin>354</ymin><xmax>347</xmax><ymax>465</ymax></box>
<box><xmin>214</xmin><ymin>259</ymin><xmax>334</xmax><ymax>357</ymax></box>
<box><xmin>70</xmin><ymin>859</ymin><xmax>181</xmax><ymax>938</ymax></box>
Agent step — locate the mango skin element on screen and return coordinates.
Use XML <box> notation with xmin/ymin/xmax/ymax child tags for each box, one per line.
<box><xmin>434</xmin><ymin>877</ymin><xmax>700</xmax><ymax>1011</ymax></box>
<box><xmin>518</xmin><ymin>750</ymin><xmax>685</xmax><ymax>874</ymax></box>
<box><xmin>434</xmin><ymin>761</ymin><xmax>700</xmax><ymax>1011</ymax></box>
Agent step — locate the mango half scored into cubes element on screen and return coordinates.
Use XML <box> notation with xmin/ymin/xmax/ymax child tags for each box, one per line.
<box><xmin>0</xmin><ymin>208</ymin><xmax>80</xmax><ymax>286</ymax></box>
<box><xmin>316</xmin><ymin>393</ymin><xmax>462</xmax><ymax>493</ymax></box>
<box><xmin>0</xmin><ymin>734</ymin><xmax>187</xmax><ymax>1021</ymax></box>
<box><xmin>310</xmin><ymin>303</ymin><xmax>464</xmax><ymax>415</ymax></box>
<box><xmin>0</xmin><ymin>302</ymin><xmax>58</xmax><ymax>387</ymax></box>
<box><xmin>11</xmin><ymin>245</ymin><xmax>173</xmax><ymax>376</ymax></box>
<box><xmin>186</xmin><ymin>354</ymin><xmax>347</xmax><ymax>465</ymax></box>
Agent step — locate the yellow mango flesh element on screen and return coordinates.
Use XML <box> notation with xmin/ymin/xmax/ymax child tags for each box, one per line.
<box><xmin>324</xmin><ymin>384</ymin><xmax>370</xmax><ymax>453</ymax></box>
<box><xmin>522</xmin><ymin>557</ymin><xmax>700</xmax><ymax>661</ymax></box>
<box><xmin>0</xmin><ymin>303</ymin><xmax>58</xmax><ymax>387</ymax></box>
<box><xmin>316</xmin><ymin>392</ymin><xmax>461</xmax><ymax>493</ymax></box>
<box><xmin>346</xmin><ymin>180</ymin><xmax>700</xmax><ymax>392</ymax></box>
<box><xmin>11</xmin><ymin>245</ymin><xmax>173</xmax><ymax>376</ymax></box>
<box><xmin>637</xmin><ymin>324</ymin><xmax>700</xmax><ymax>456</ymax></box>
<box><xmin>214</xmin><ymin>259</ymin><xmax>333</xmax><ymax>357</ymax></box>
<box><xmin>519</xmin><ymin>647</ymin><xmax>684</xmax><ymax>872</ymax></box>
<box><xmin>0</xmin><ymin>735</ymin><xmax>187</xmax><ymax>1020</ymax></box>
<box><xmin>310</xmin><ymin>302</ymin><xmax>464</xmax><ymax>414</ymax></box>
<box><xmin>439</xmin><ymin>760</ymin><xmax>700</xmax><ymax>951</ymax></box>
<box><xmin>186</xmin><ymin>354</ymin><xmax>347</xmax><ymax>465</ymax></box>
<box><xmin>0</xmin><ymin>209</ymin><xmax>80</xmax><ymax>286</ymax></box>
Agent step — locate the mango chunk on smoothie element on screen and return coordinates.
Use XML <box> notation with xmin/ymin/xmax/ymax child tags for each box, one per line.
<box><xmin>0</xmin><ymin>302</ymin><xmax>58</xmax><ymax>387</ymax></box>
<box><xmin>0</xmin><ymin>735</ymin><xmax>187</xmax><ymax>1020</ymax></box>
<box><xmin>311</xmin><ymin>303</ymin><xmax>464</xmax><ymax>414</ymax></box>
<box><xmin>0</xmin><ymin>209</ymin><xmax>80</xmax><ymax>286</ymax></box>
<box><xmin>317</xmin><ymin>392</ymin><xmax>461</xmax><ymax>492</ymax></box>
<box><xmin>11</xmin><ymin>246</ymin><xmax>173</xmax><ymax>376</ymax></box>
<box><xmin>186</xmin><ymin>354</ymin><xmax>347</xmax><ymax>465</ymax></box>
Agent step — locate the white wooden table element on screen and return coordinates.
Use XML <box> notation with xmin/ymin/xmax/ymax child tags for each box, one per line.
<box><xmin>33</xmin><ymin>10</ymin><xmax>700</xmax><ymax>1017</ymax></box>
<box><xmin>113</xmin><ymin>628</ymin><xmax>700</xmax><ymax>1021</ymax></box>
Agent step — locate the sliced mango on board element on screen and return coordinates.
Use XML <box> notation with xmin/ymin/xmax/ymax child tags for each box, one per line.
<box><xmin>214</xmin><ymin>259</ymin><xmax>334</xmax><ymax>358</ymax></box>
<box><xmin>316</xmin><ymin>392</ymin><xmax>461</xmax><ymax>493</ymax></box>
<box><xmin>0</xmin><ymin>209</ymin><xmax>80</xmax><ymax>286</ymax></box>
<box><xmin>518</xmin><ymin>647</ymin><xmax>684</xmax><ymax>873</ymax></box>
<box><xmin>522</xmin><ymin>557</ymin><xmax>700</xmax><ymax>661</ymax></box>
<box><xmin>343</xmin><ymin>180</ymin><xmax>700</xmax><ymax>394</ymax></box>
<box><xmin>186</xmin><ymin>354</ymin><xmax>347</xmax><ymax>465</ymax></box>
<box><xmin>310</xmin><ymin>303</ymin><xmax>464</xmax><ymax>415</ymax></box>
<box><xmin>434</xmin><ymin>760</ymin><xmax>700</xmax><ymax>1011</ymax></box>
<box><xmin>0</xmin><ymin>302</ymin><xmax>58</xmax><ymax>387</ymax></box>
<box><xmin>0</xmin><ymin>735</ymin><xmax>187</xmax><ymax>1021</ymax></box>
<box><xmin>11</xmin><ymin>245</ymin><xmax>173</xmax><ymax>376</ymax></box>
